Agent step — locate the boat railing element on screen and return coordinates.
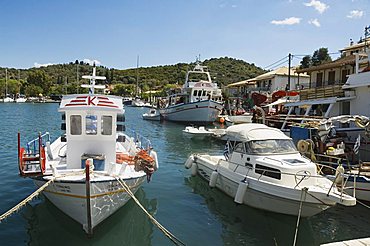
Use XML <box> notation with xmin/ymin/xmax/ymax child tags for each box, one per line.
<box><xmin>218</xmin><ymin>157</ymin><xmax>352</xmax><ymax>197</ymax></box>
<box><xmin>125</xmin><ymin>129</ymin><xmax>152</xmax><ymax>150</ymax></box>
<box><xmin>26</xmin><ymin>132</ymin><xmax>51</xmax><ymax>154</ymax></box>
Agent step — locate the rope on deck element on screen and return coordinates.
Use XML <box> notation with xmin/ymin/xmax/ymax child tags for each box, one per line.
<box><xmin>116</xmin><ymin>177</ymin><xmax>186</xmax><ymax>246</ymax></box>
<box><xmin>0</xmin><ymin>178</ymin><xmax>55</xmax><ymax>222</ymax></box>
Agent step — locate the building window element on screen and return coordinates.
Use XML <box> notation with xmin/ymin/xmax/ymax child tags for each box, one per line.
<box><xmin>341</xmin><ymin>69</ymin><xmax>350</xmax><ymax>84</ymax></box>
<box><xmin>86</xmin><ymin>115</ymin><xmax>97</xmax><ymax>135</ymax></box>
<box><xmin>101</xmin><ymin>116</ymin><xmax>112</xmax><ymax>135</ymax></box>
<box><xmin>70</xmin><ymin>115</ymin><xmax>82</xmax><ymax>135</ymax></box>
<box><xmin>328</xmin><ymin>71</ymin><xmax>335</xmax><ymax>85</ymax></box>
<box><xmin>316</xmin><ymin>72</ymin><xmax>323</xmax><ymax>87</ymax></box>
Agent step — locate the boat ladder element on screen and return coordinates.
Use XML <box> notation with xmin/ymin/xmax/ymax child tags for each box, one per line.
<box><xmin>18</xmin><ymin>132</ymin><xmax>47</xmax><ymax>177</ymax></box>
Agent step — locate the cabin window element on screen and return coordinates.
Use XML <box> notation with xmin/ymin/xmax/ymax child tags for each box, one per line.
<box><xmin>202</xmin><ymin>90</ymin><xmax>206</xmax><ymax>96</ymax></box>
<box><xmin>86</xmin><ymin>115</ymin><xmax>97</xmax><ymax>135</ymax></box>
<box><xmin>193</xmin><ymin>90</ymin><xmax>197</xmax><ymax>96</ymax></box>
<box><xmin>101</xmin><ymin>116</ymin><xmax>113</xmax><ymax>135</ymax></box>
<box><xmin>234</xmin><ymin>143</ymin><xmax>245</xmax><ymax>153</ymax></box>
<box><xmin>255</xmin><ymin>164</ymin><xmax>281</xmax><ymax>180</ymax></box>
<box><xmin>70</xmin><ymin>115</ymin><xmax>82</xmax><ymax>135</ymax></box>
<box><xmin>247</xmin><ymin>139</ymin><xmax>297</xmax><ymax>154</ymax></box>
<box><xmin>197</xmin><ymin>90</ymin><xmax>202</xmax><ymax>97</ymax></box>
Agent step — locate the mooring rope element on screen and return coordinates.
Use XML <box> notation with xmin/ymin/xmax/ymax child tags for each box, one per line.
<box><xmin>0</xmin><ymin>178</ymin><xmax>55</xmax><ymax>222</ymax></box>
<box><xmin>115</xmin><ymin>177</ymin><xmax>186</xmax><ymax>246</ymax></box>
<box><xmin>357</xmin><ymin>199</ymin><xmax>370</xmax><ymax>209</ymax></box>
<box><xmin>293</xmin><ymin>187</ymin><xmax>307</xmax><ymax>246</ymax></box>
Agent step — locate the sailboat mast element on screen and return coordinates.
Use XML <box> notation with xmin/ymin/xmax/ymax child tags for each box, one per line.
<box><xmin>5</xmin><ymin>68</ymin><xmax>7</xmax><ymax>96</ymax></box>
<box><xmin>136</xmin><ymin>55</ymin><xmax>139</xmax><ymax>97</ymax></box>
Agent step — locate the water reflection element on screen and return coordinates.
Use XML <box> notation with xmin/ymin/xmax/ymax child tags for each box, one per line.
<box><xmin>23</xmin><ymin>188</ymin><xmax>157</xmax><ymax>246</ymax></box>
<box><xmin>185</xmin><ymin>175</ymin><xmax>316</xmax><ymax>246</ymax></box>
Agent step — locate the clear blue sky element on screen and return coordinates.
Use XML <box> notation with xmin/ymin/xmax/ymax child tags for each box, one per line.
<box><xmin>0</xmin><ymin>0</ymin><xmax>369</xmax><ymax>70</ymax></box>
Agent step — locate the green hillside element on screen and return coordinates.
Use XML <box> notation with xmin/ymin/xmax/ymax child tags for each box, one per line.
<box><xmin>0</xmin><ymin>57</ymin><xmax>265</xmax><ymax>98</ymax></box>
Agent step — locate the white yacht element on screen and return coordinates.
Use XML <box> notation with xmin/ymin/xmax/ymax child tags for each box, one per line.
<box><xmin>17</xmin><ymin>66</ymin><xmax>159</xmax><ymax>234</ymax></box>
<box><xmin>185</xmin><ymin>123</ymin><xmax>355</xmax><ymax>217</ymax></box>
<box><xmin>142</xmin><ymin>108</ymin><xmax>161</xmax><ymax>121</ymax></box>
<box><xmin>159</xmin><ymin>62</ymin><xmax>223</xmax><ymax>123</ymax></box>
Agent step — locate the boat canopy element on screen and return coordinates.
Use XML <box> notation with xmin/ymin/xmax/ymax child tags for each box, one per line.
<box><xmin>226</xmin><ymin>123</ymin><xmax>290</xmax><ymax>142</ymax></box>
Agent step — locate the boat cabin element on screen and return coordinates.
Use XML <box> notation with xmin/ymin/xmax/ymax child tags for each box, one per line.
<box><xmin>225</xmin><ymin>124</ymin><xmax>317</xmax><ymax>187</ymax></box>
<box><xmin>59</xmin><ymin>94</ymin><xmax>124</xmax><ymax>171</ymax></box>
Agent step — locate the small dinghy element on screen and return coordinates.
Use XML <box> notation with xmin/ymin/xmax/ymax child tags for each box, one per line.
<box><xmin>182</xmin><ymin>126</ymin><xmax>212</xmax><ymax>139</ymax></box>
<box><xmin>142</xmin><ymin>108</ymin><xmax>161</xmax><ymax>121</ymax></box>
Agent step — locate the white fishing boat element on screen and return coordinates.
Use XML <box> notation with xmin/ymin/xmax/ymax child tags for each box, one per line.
<box><xmin>296</xmin><ymin>115</ymin><xmax>370</xmax><ymax>202</ymax></box>
<box><xmin>182</xmin><ymin>126</ymin><xmax>212</xmax><ymax>139</ymax></box>
<box><xmin>15</xmin><ymin>94</ymin><xmax>27</xmax><ymax>103</ymax></box>
<box><xmin>17</xmin><ymin>65</ymin><xmax>159</xmax><ymax>234</ymax></box>
<box><xmin>142</xmin><ymin>108</ymin><xmax>161</xmax><ymax>121</ymax></box>
<box><xmin>185</xmin><ymin>123</ymin><xmax>356</xmax><ymax>217</ymax></box>
<box><xmin>159</xmin><ymin>62</ymin><xmax>223</xmax><ymax>123</ymax></box>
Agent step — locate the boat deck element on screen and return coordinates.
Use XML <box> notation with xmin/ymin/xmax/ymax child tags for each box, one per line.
<box><xmin>321</xmin><ymin>237</ymin><xmax>370</xmax><ymax>245</ymax></box>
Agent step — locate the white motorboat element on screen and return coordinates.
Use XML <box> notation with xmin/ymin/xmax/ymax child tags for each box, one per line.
<box><xmin>15</xmin><ymin>95</ymin><xmax>27</xmax><ymax>103</ymax></box>
<box><xmin>142</xmin><ymin>108</ymin><xmax>161</xmax><ymax>121</ymax></box>
<box><xmin>2</xmin><ymin>96</ymin><xmax>14</xmax><ymax>103</ymax></box>
<box><xmin>159</xmin><ymin>61</ymin><xmax>223</xmax><ymax>123</ymax></box>
<box><xmin>131</xmin><ymin>97</ymin><xmax>146</xmax><ymax>107</ymax></box>
<box><xmin>225</xmin><ymin>113</ymin><xmax>253</xmax><ymax>126</ymax></box>
<box><xmin>182</xmin><ymin>126</ymin><xmax>213</xmax><ymax>139</ymax></box>
<box><xmin>17</xmin><ymin>65</ymin><xmax>159</xmax><ymax>235</ymax></box>
<box><xmin>185</xmin><ymin>123</ymin><xmax>355</xmax><ymax>217</ymax></box>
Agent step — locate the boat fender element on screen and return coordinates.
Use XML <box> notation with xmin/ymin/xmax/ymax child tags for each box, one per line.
<box><xmin>150</xmin><ymin>150</ymin><xmax>159</xmax><ymax>170</ymax></box>
<box><xmin>46</xmin><ymin>141</ymin><xmax>53</xmax><ymax>160</ymax></box>
<box><xmin>191</xmin><ymin>162</ymin><xmax>198</xmax><ymax>176</ymax></box>
<box><xmin>334</xmin><ymin>164</ymin><xmax>345</xmax><ymax>185</ymax></box>
<box><xmin>185</xmin><ymin>155</ymin><xmax>194</xmax><ymax>169</ymax></box>
<box><xmin>209</xmin><ymin>171</ymin><xmax>218</xmax><ymax>188</ymax></box>
<box><xmin>234</xmin><ymin>179</ymin><xmax>248</xmax><ymax>204</ymax></box>
<box><xmin>40</xmin><ymin>146</ymin><xmax>46</xmax><ymax>173</ymax></box>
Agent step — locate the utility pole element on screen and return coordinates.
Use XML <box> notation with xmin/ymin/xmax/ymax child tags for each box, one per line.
<box><xmin>287</xmin><ymin>53</ymin><xmax>292</xmax><ymax>91</ymax></box>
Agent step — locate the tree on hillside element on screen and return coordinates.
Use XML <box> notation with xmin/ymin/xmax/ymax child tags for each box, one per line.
<box><xmin>27</xmin><ymin>70</ymin><xmax>52</xmax><ymax>95</ymax></box>
<box><xmin>311</xmin><ymin>47</ymin><xmax>332</xmax><ymax>66</ymax></box>
<box><xmin>300</xmin><ymin>55</ymin><xmax>311</xmax><ymax>69</ymax></box>
<box><xmin>300</xmin><ymin>48</ymin><xmax>332</xmax><ymax>68</ymax></box>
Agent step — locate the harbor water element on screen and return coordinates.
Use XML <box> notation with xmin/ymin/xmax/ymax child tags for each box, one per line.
<box><xmin>0</xmin><ymin>103</ymin><xmax>370</xmax><ymax>245</ymax></box>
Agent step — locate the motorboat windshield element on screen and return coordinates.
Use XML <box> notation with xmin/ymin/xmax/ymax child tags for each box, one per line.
<box><xmin>247</xmin><ymin>139</ymin><xmax>298</xmax><ymax>154</ymax></box>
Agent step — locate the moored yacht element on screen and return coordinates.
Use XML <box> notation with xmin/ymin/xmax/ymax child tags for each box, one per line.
<box><xmin>185</xmin><ymin>123</ymin><xmax>356</xmax><ymax>217</ymax></box>
<box><xmin>17</xmin><ymin>65</ymin><xmax>159</xmax><ymax>234</ymax></box>
<box><xmin>159</xmin><ymin>62</ymin><xmax>223</xmax><ymax>123</ymax></box>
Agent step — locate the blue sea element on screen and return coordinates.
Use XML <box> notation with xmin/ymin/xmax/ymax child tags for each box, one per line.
<box><xmin>0</xmin><ymin>103</ymin><xmax>369</xmax><ymax>245</ymax></box>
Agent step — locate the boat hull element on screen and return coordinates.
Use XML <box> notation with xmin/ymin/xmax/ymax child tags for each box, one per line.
<box><xmin>160</xmin><ymin>100</ymin><xmax>223</xmax><ymax>123</ymax></box>
<box><xmin>34</xmin><ymin>175</ymin><xmax>146</xmax><ymax>233</ymax></box>
<box><xmin>192</xmin><ymin>156</ymin><xmax>333</xmax><ymax>217</ymax></box>
<box><xmin>327</xmin><ymin>174</ymin><xmax>370</xmax><ymax>202</ymax></box>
